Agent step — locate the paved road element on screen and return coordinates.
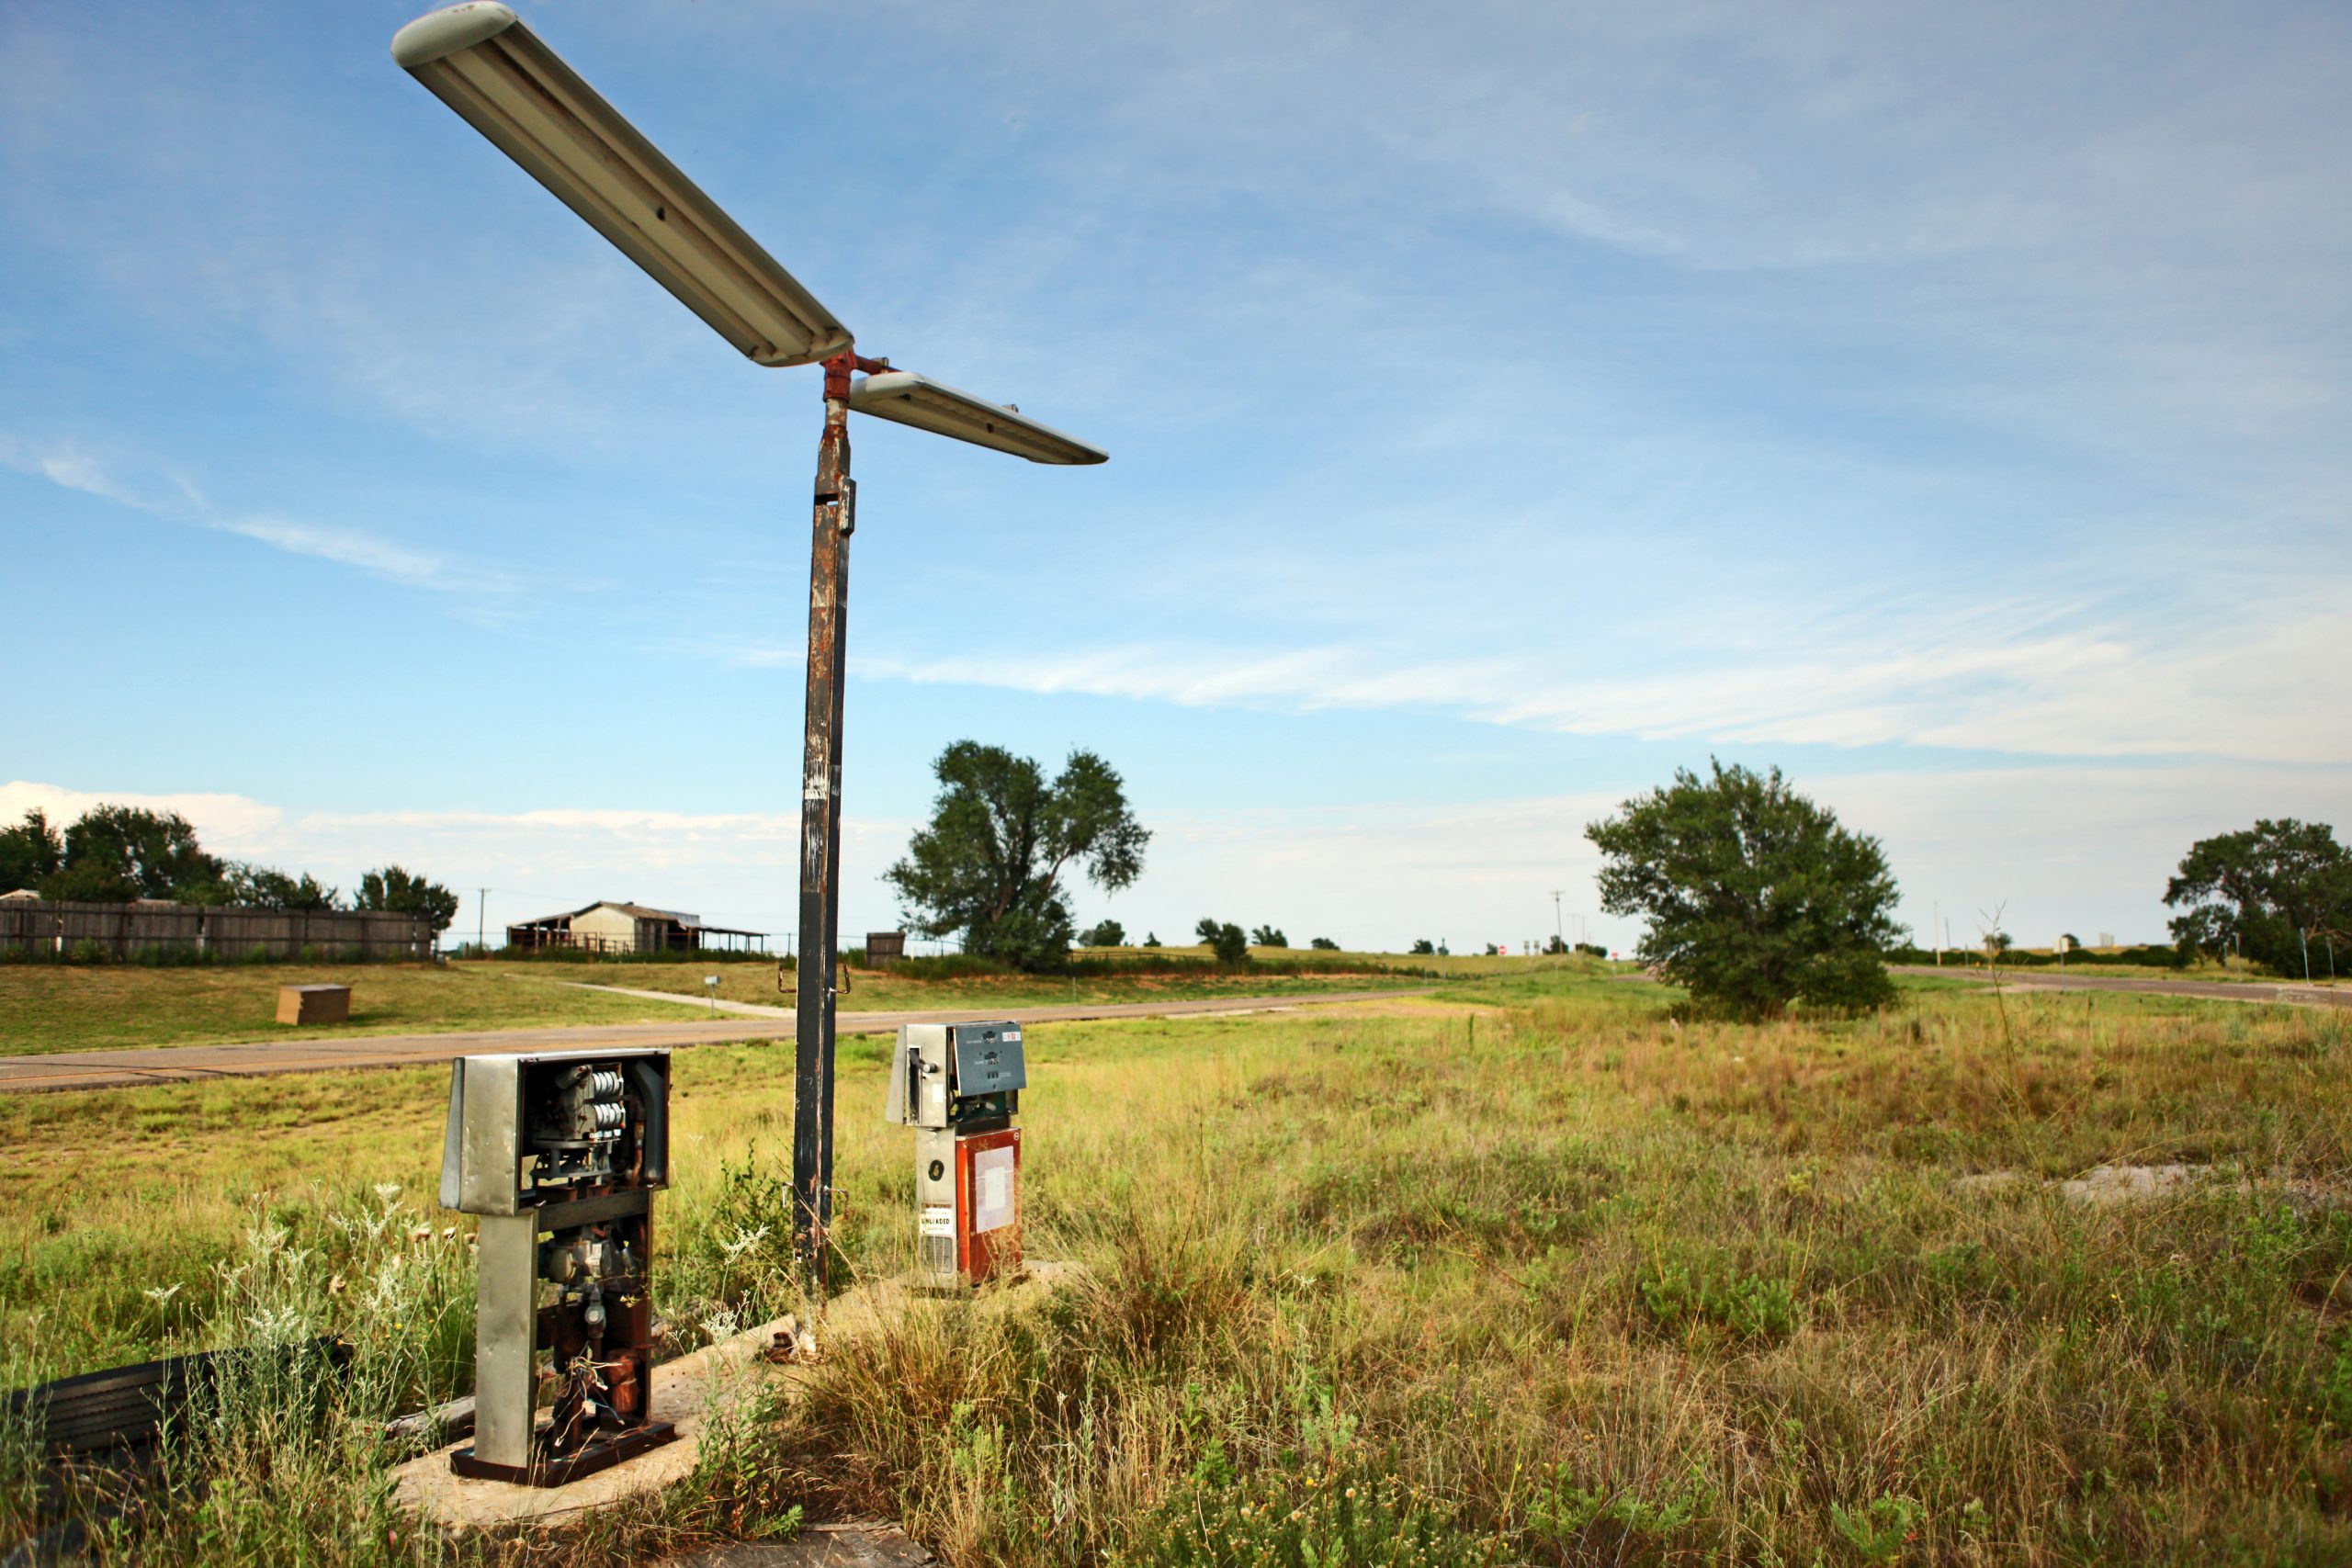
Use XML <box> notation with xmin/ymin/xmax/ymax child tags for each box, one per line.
<box><xmin>0</xmin><ymin>989</ymin><xmax>1430</xmax><ymax>1095</ymax></box>
<box><xmin>1893</xmin><ymin>964</ymin><xmax>2348</xmax><ymax>1010</ymax></box>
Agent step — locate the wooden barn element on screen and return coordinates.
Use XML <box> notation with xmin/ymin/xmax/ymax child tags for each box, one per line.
<box><xmin>503</xmin><ymin>900</ymin><xmax>766</xmax><ymax>955</ymax></box>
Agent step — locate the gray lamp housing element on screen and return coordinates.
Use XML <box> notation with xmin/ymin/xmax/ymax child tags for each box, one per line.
<box><xmin>851</xmin><ymin>370</ymin><xmax>1107</xmax><ymax>465</ymax></box>
<box><xmin>392</xmin><ymin>3</ymin><xmax>852</xmax><ymax>367</ymax></box>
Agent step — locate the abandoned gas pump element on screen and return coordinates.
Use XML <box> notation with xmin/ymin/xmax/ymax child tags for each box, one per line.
<box><xmin>884</xmin><ymin>1021</ymin><xmax>1025</xmax><ymax>1287</ymax></box>
<box><xmin>438</xmin><ymin>1047</ymin><xmax>674</xmax><ymax>1483</ymax></box>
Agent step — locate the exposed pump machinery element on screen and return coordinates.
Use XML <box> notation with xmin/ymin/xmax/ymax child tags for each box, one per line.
<box><xmin>884</xmin><ymin>1021</ymin><xmax>1025</xmax><ymax>1286</ymax></box>
<box><xmin>439</xmin><ymin>1047</ymin><xmax>674</xmax><ymax>1483</ymax></box>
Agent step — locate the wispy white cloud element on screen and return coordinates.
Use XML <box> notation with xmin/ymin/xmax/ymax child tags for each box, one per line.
<box><xmin>0</xmin><ymin>782</ymin><xmax>287</xmax><ymax>851</ymax></box>
<box><xmin>1055</xmin><ymin>760</ymin><xmax>2352</xmax><ymax>953</ymax></box>
<box><xmin>855</xmin><ymin>581</ymin><xmax>2352</xmax><ymax>766</ymax></box>
<box><xmin>0</xmin><ymin>435</ymin><xmax>515</xmax><ymax>596</ymax></box>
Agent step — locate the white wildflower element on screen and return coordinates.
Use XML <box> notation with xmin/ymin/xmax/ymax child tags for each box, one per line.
<box><xmin>718</xmin><ymin>1224</ymin><xmax>770</xmax><ymax>1261</ymax></box>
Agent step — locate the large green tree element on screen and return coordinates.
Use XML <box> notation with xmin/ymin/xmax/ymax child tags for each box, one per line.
<box><xmin>885</xmin><ymin>742</ymin><xmax>1149</xmax><ymax>971</ymax></box>
<box><xmin>49</xmin><ymin>805</ymin><xmax>223</xmax><ymax>902</ymax></box>
<box><xmin>2165</xmin><ymin>819</ymin><xmax>2349</xmax><ymax>975</ymax></box>
<box><xmin>357</xmin><ymin>864</ymin><xmax>462</xmax><ymax>933</ymax></box>
<box><xmin>1586</xmin><ymin>760</ymin><xmax>1901</xmax><ymax>1020</ymax></box>
<box><xmin>0</xmin><ymin>809</ymin><xmax>63</xmax><ymax>894</ymax></box>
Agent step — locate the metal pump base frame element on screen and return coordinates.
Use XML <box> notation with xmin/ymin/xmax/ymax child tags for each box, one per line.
<box><xmin>449</xmin><ymin>1420</ymin><xmax>679</xmax><ymax>1486</ymax></box>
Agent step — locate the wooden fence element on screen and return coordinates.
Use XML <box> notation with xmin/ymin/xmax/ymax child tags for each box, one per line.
<box><xmin>0</xmin><ymin>899</ymin><xmax>433</xmax><ymax>961</ymax></box>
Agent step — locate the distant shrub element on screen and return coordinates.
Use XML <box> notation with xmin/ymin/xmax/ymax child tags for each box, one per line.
<box><xmin>1310</xmin><ymin>936</ymin><xmax>1340</xmax><ymax>950</ymax></box>
<box><xmin>1195</xmin><ymin>919</ymin><xmax>1249</xmax><ymax>965</ymax></box>
<box><xmin>67</xmin><ymin>938</ymin><xmax>111</xmax><ymax>964</ymax></box>
<box><xmin>1885</xmin><ymin>942</ymin><xmax>2187</xmax><ymax>970</ymax></box>
<box><xmin>889</xmin><ymin>953</ymin><xmax>1016</xmax><ymax>982</ymax></box>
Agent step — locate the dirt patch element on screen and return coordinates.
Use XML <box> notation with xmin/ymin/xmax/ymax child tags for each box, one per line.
<box><xmin>1957</xmin><ymin>1163</ymin><xmax>2348</xmax><ymax>1211</ymax></box>
<box><xmin>2059</xmin><ymin>1163</ymin><xmax>2203</xmax><ymax>1204</ymax></box>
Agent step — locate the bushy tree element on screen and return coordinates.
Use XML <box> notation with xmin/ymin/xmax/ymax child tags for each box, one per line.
<box><xmin>2165</xmin><ymin>819</ymin><xmax>2349</xmax><ymax>974</ymax></box>
<box><xmin>1310</xmin><ymin>936</ymin><xmax>1340</xmax><ymax>951</ymax></box>
<box><xmin>1080</xmin><ymin>918</ymin><xmax>1126</xmax><ymax>947</ymax></box>
<box><xmin>1142</xmin><ymin>931</ymin><xmax>1161</xmax><ymax>948</ymax></box>
<box><xmin>886</xmin><ymin>741</ymin><xmax>1149</xmax><ymax>972</ymax></box>
<box><xmin>0</xmin><ymin>809</ymin><xmax>63</xmax><ymax>893</ymax></box>
<box><xmin>1544</xmin><ymin>934</ymin><xmax>1568</xmax><ymax>955</ymax></box>
<box><xmin>1587</xmin><ymin>760</ymin><xmax>1900</xmax><ymax>1020</ymax></box>
<box><xmin>229</xmin><ymin>863</ymin><xmax>341</xmax><ymax>910</ymax></box>
<box><xmin>1409</xmin><ymin>939</ymin><xmax>1436</xmax><ymax>955</ymax></box>
<box><xmin>50</xmin><ymin>805</ymin><xmax>222</xmax><ymax>901</ymax></box>
<box><xmin>1196</xmin><ymin>919</ymin><xmax>1249</xmax><ymax>964</ymax></box>
<box><xmin>1250</xmin><ymin>925</ymin><xmax>1288</xmax><ymax>948</ymax></box>
<box><xmin>358</xmin><ymin>864</ymin><xmax>461</xmax><ymax>933</ymax></box>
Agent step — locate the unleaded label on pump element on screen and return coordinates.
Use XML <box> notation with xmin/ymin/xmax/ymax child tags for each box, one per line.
<box><xmin>920</xmin><ymin>1204</ymin><xmax>955</xmax><ymax>1237</ymax></box>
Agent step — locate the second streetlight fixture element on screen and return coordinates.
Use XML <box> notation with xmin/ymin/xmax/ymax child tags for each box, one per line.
<box><xmin>393</xmin><ymin>1</ymin><xmax>1107</xmax><ymax>1289</ymax></box>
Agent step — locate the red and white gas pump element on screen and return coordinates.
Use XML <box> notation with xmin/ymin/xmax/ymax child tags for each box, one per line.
<box><xmin>885</xmin><ymin>1021</ymin><xmax>1025</xmax><ymax>1286</ymax></box>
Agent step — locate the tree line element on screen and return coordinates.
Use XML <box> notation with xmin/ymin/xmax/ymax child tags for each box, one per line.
<box><xmin>0</xmin><ymin>805</ymin><xmax>460</xmax><ymax>932</ymax></box>
<box><xmin>880</xmin><ymin>739</ymin><xmax>2351</xmax><ymax>1019</ymax></box>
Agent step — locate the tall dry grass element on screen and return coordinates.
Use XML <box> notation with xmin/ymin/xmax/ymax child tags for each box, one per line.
<box><xmin>782</xmin><ymin>989</ymin><xmax>2352</xmax><ymax>1566</ymax></box>
<box><xmin>6</xmin><ymin>978</ymin><xmax>2349</xmax><ymax>1563</ymax></box>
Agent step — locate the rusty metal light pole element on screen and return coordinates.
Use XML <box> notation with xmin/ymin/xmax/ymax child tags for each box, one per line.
<box><xmin>791</xmin><ymin>351</ymin><xmax>858</xmax><ymax>1286</ymax></box>
<box><xmin>393</xmin><ymin>2</ymin><xmax>1106</xmax><ymax>1296</ymax></box>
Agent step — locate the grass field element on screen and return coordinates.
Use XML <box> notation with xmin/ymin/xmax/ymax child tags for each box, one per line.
<box><xmin>6</xmin><ymin>972</ymin><xmax>2351</xmax><ymax>1564</ymax></box>
<box><xmin>506</xmin><ymin>946</ymin><xmax>1549</xmax><ymax>1013</ymax></box>
<box><xmin>0</xmin><ymin>962</ymin><xmax>711</xmax><ymax>1055</ymax></box>
<box><xmin>0</xmin><ymin>948</ymin><xmax>1506</xmax><ymax>1057</ymax></box>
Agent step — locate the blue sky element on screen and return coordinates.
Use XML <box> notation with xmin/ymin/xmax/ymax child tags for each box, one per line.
<box><xmin>5</xmin><ymin>0</ymin><xmax>2347</xmax><ymax>954</ymax></box>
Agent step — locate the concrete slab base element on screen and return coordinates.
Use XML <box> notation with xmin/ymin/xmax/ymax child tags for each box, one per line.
<box><xmin>391</xmin><ymin>1260</ymin><xmax>1081</xmax><ymax>1533</ymax></box>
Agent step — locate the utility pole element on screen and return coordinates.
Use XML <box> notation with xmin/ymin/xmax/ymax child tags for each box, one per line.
<box><xmin>477</xmin><ymin>887</ymin><xmax>489</xmax><ymax>957</ymax></box>
<box><xmin>1933</xmin><ymin>901</ymin><xmax>1941</xmax><ymax>965</ymax></box>
<box><xmin>1548</xmin><ymin>889</ymin><xmax>1564</xmax><ymax>953</ymax></box>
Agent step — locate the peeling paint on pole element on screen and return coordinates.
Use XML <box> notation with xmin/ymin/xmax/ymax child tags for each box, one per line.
<box><xmin>793</xmin><ymin>353</ymin><xmax>857</xmax><ymax>1290</ymax></box>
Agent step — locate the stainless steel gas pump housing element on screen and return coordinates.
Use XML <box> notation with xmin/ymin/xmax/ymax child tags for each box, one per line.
<box><xmin>884</xmin><ymin>1021</ymin><xmax>1025</xmax><ymax>1286</ymax></box>
<box><xmin>439</xmin><ymin>1047</ymin><xmax>675</xmax><ymax>1484</ymax></box>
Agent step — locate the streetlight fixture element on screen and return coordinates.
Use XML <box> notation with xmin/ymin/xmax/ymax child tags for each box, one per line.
<box><xmin>392</xmin><ymin>2</ymin><xmax>1107</xmax><ymax>1291</ymax></box>
<box><xmin>849</xmin><ymin>371</ymin><xmax>1105</xmax><ymax>466</ymax></box>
